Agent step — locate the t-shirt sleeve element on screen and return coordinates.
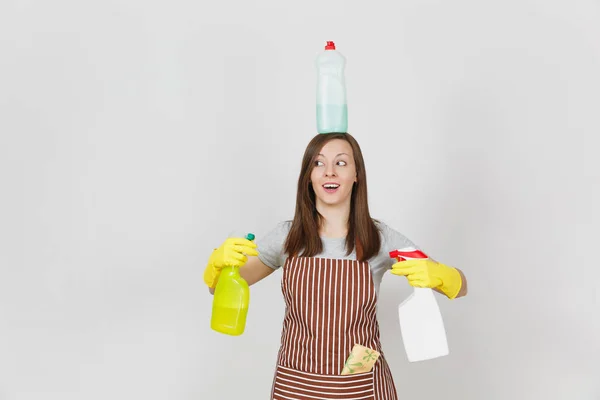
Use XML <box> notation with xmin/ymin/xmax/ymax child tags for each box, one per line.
<box><xmin>379</xmin><ymin>221</ymin><xmax>421</xmax><ymax>270</ymax></box>
<box><xmin>256</xmin><ymin>221</ymin><xmax>291</xmax><ymax>270</ymax></box>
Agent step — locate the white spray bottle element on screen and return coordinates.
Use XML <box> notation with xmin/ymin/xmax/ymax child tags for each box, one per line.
<box><xmin>389</xmin><ymin>248</ymin><xmax>450</xmax><ymax>362</ymax></box>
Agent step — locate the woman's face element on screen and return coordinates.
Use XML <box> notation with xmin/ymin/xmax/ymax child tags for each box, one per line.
<box><xmin>310</xmin><ymin>139</ymin><xmax>357</xmax><ymax>208</ymax></box>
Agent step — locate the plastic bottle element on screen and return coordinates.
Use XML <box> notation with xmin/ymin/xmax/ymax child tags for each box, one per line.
<box><xmin>210</xmin><ymin>233</ymin><xmax>255</xmax><ymax>336</ymax></box>
<box><xmin>389</xmin><ymin>248</ymin><xmax>449</xmax><ymax>362</ymax></box>
<box><xmin>316</xmin><ymin>41</ymin><xmax>348</xmax><ymax>134</ymax></box>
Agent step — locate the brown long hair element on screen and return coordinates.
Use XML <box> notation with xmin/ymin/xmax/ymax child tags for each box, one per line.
<box><xmin>284</xmin><ymin>132</ymin><xmax>381</xmax><ymax>261</ymax></box>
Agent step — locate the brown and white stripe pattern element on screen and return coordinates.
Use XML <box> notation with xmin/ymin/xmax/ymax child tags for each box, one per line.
<box><xmin>271</xmin><ymin>257</ymin><xmax>398</xmax><ymax>400</ymax></box>
<box><xmin>273</xmin><ymin>365</ymin><xmax>374</xmax><ymax>400</ymax></box>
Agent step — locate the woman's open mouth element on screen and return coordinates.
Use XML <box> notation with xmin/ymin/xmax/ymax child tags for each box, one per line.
<box><xmin>322</xmin><ymin>183</ymin><xmax>340</xmax><ymax>193</ymax></box>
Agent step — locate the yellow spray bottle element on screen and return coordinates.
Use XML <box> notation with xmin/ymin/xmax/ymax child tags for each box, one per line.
<box><xmin>210</xmin><ymin>233</ymin><xmax>254</xmax><ymax>336</ymax></box>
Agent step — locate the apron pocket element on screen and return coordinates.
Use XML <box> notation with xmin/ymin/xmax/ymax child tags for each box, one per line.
<box><xmin>272</xmin><ymin>364</ymin><xmax>375</xmax><ymax>400</ymax></box>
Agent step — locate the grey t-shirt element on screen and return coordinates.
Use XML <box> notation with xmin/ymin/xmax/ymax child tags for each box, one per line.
<box><xmin>256</xmin><ymin>220</ymin><xmax>419</xmax><ymax>295</ymax></box>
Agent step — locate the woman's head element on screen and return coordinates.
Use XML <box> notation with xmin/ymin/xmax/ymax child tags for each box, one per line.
<box><xmin>299</xmin><ymin>132</ymin><xmax>365</xmax><ymax>212</ymax></box>
<box><xmin>284</xmin><ymin>132</ymin><xmax>381</xmax><ymax>261</ymax></box>
<box><xmin>310</xmin><ymin>138</ymin><xmax>357</xmax><ymax>208</ymax></box>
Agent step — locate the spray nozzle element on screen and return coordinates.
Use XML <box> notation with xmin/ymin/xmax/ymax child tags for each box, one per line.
<box><xmin>389</xmin><ymin>248</ymin><xmax>428</xmax><ymax>262</ymax></box>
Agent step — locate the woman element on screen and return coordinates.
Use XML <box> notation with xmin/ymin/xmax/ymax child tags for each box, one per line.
<box><xmin>204</xmin><ymin>132</ymin><xmax>468</xmax><ymax>400</ymax></box>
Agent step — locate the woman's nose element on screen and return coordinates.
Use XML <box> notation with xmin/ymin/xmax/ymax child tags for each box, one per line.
<box><xmin>324</xmin><ymin>166</ymin><xmax>336</xmax><ymax>177</ymax></box>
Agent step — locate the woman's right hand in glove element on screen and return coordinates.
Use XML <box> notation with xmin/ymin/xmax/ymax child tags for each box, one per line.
<box><xmin>203</xmin><ymin>237</ymin><xmax>259</xmax><ymax>288</ymax></box>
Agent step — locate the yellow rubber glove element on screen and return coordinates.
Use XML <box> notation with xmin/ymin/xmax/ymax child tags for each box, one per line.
<box><xmin>391</xmin><ymin>258</ymin><xmax>462</xmax><ymax>299</ymax></box>
<box><xmin>203</xmin><ymin>237</ymin><xmax>259</xmax><ymax>288</ymax></box>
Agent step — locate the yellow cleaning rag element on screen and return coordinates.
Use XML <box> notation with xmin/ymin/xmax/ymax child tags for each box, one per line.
<box><xmin>341</xmin><ymin>344</ymin><xmax>380</xmax><ymax>375</ymax></box>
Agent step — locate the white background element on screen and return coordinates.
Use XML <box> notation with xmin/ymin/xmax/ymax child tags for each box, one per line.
<box><xmin>1</xmin><ymin>0</ymin><xmax>598</xmax><ymax>399</ymax></box>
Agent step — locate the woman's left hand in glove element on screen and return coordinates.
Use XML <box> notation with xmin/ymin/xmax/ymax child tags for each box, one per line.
<box><xmin>390</xmin><ymin>258</ymin><xmax>463</xmax><ymax>299</ymax></box>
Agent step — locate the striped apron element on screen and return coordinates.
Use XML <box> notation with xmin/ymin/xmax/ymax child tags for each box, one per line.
<box><xmin>271</xmin><ymin>256</ymin><xmax>398</xmax><ymax>400</ymax></box>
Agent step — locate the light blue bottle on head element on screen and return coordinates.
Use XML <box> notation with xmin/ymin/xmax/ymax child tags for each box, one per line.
<box><xmin>316</xmin><ymin>41</ymin><xmax>348</xmax><ymax>134</ymax></box>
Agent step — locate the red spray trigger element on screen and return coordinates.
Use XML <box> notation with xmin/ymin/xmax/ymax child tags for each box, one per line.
<box><xmin>389</xmin><ymin>248</ymin><xmax>428</xmax><ymax>262</ymax></box>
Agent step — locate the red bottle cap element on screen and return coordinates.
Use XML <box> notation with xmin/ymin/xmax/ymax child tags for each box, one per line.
<box><xmin>325</xmin><ymin>41</ymin><xmax>336</xmax><ymax>50</ymax></box>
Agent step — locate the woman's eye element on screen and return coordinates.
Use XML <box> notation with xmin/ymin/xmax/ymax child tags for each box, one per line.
<box><xmin>315</xmin><ymin>160</ymin><xmax>324</xmax><ymax>166</ymax></box>
<box><xmin>337</xmin><ymin>160</ymin><xmax>347</xmax><ymax>166</ymax></box>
